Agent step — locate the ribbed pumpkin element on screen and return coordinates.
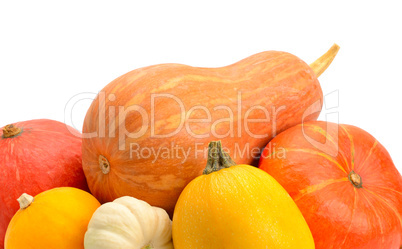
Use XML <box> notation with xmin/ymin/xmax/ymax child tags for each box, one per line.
<box><xmin>85</xmin><ymin>196</ymin><xmax>173</xmax><ymax>249</ymax></box>
<box><xmin>82</xmin><ymin>45</ymin><xmax>339</xmax><ymax>215</ymax></box>
<box><xmin>4</xmin><ymin>187</ymin><xmax>100</xmax><ymax>249</ymax></box>
<box><xmin>259</xmin><ymin>121</ymin><xmax>402</xmax><ymax>248</ymax></box>
<box><xmin>0</xmin><ymin>119</ymin><xmax>88</xmax><ymax>249</ymax></box>
<box><xmin>172</xmin><ymin>141</ymin><xmax>314</xmax><ymax>248</ymax></box>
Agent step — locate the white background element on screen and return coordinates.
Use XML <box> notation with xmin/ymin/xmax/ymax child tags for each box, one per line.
<box><xmin>1</xmin><ymin>1</ymin><xmax>401</xmax><ymax>173</ymax></box>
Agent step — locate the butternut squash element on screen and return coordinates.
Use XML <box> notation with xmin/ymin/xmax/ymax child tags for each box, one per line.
<box><xmin>82</xmin><ymin>44</ymin><xmax>339</xmax><ymax>215</ymax></box>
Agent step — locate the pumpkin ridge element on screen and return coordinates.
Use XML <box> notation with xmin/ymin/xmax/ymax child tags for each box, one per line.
<box><xmin>263</xmin><ymin>149</ymin><xmax>278</xmax><ymax>159</ymax></box>
<box><xmin>364</xmin><ymin>188</ymin><xmax>402</xmax><ymax>231</ymax></box>
<box><xmin>358</xmin><ymin>140</ymin><xmax>378</xmax><ymax>171</ymax></box>
<box><xmin>294</xmin><ymin>177</ymin><xmax>348</xmax><ymax>202</ymax></box>
<box><xmin>367</xmin><ymin>186</ymin><xmax>402</xmax><ymax>196</ymax></box>
<box><xmin>359</xmin><ymin>190</ymin><xmax>385</xmax><ymax>245</ymax></box>
<box><xmin>303</xmin><ymin>123</ymin><xmax>350</xmax><ymax>171</ymax></box>
<box><xmin>339</xmin><ymin>187</ymin><xmax>358</xmax><ymax>247</ymax></box>
<box><xmin>340</xmin><ymin>125</ymin><xmax>355</xmax><ymax>170</ymax></box>
<box><xmin>286</xmin><ymin>148</ymin><xmax>348</xmax><ymax>174</ymax></box>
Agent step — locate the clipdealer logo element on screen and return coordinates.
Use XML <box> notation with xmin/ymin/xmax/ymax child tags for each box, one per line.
<box><xmin>64</xmin><ymin>89</ymin><xmax>340</xmax><ymax>161</ymax></box>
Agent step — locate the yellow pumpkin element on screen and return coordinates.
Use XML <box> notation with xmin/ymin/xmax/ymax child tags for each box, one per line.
<box><xmin>172</xmin><ymin>141</ymin><xmax>315</xmax><ymax>249</ymax></box>
<box><xmin>5</xmin><ymin>187</ymin><xmax>100</xmax><ymax>249</ymax></box>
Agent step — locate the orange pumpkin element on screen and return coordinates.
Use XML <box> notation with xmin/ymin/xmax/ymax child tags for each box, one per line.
<box><xmin>4</xmin><ymin>187</ymin><xmax>100</xmax><ymax>249</ymax></box>
<box><xmin>82</xmin><ymin>45</ymin><xmax>339</xmax><ymax>214</ymax></box>
<box><xmin>0</xmin><ymin>119</ymin><xmax>88</xmax><ymax>249</ymax></box>
<box><xmin>259</xmin><ymin>121</ymin><xmax>402</xmax><ymax>248</ymax></box>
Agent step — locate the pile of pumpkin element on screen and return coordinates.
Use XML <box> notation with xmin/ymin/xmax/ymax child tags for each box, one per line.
<box><xmin>1</xmin><ymin>44</ymin><xmax>401</xmax><ymax>249</ymax></box>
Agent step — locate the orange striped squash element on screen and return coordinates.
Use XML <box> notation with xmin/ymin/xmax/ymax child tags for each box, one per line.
<box><xmin>82</xmin><ymin>45</ymin><xmax>339</xmax><ymax>215</ymax></box>
<box><xmin>259</xmin><ymin>121</ymin><xmax>402</xmax><ymax>248</ymax></box>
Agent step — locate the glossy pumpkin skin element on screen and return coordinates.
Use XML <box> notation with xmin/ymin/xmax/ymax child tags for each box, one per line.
<box><xmin>259</xmin><ymin>121</ymin><xmax>402</xmax><ymax>248</ymax></box>
<box><xmin>82</xmin><ymin>50</ymin><xmax>323</xmax><ymax>214</ymax></box>
<box><xmin>4</xmin><ymin>187</ymin><xmax>100</xmax><ymax>249</ymax></box>
<box><xmin>0</xmin><ymin>119</ymin><xmax>88</xmax><ymax>248</ymax></box>
<box><xmin>172</xmin><ymin>164</ymin><xmax>315</xmax><ymax>248</ymax></box>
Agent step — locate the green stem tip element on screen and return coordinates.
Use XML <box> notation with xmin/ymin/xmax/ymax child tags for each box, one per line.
<box><xmin>203</xmin><ymin>141</ymin><xmax>236</xmax><ymax>175</ymax></box>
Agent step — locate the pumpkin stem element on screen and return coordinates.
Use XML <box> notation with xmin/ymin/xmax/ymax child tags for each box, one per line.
<box><xmin>2</xmin><ymin>124</ymin><xmax>22</xmax><ymax>138</ymax></box>
<box><xmin>309</xmin><ymin>43</ymin><xmax>340</xmax><ymax>77</ymax></box>
<box><xmin>99</xmin><ymin>155</ymin><xmax>111</xmax><ymax>174</ymax></box>
<box><xmin>348</xmin><ymin>170</ymin><xmax>363</xmax><ymax>188</ymax></box>
<box><xmin>17</xmin><ymin>193</ymin><xmax>34</xmax><ymax>209</ymax></box>
<box><xmin>203</xmin><ymin>141</ymin><xmax>236</xmax><ymax>175</ymax></box>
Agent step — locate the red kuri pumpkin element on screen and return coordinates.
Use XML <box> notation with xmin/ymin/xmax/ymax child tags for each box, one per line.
<box><xmin>0</xmin><ymin>119</ymin><xmax>88</xmax><ymax>249</ymax></box>
<box><xmin>82</xmin><ymin>45</ymin><xmax>339</xmax><ymax>215</ymax></box>
<box><xmin>259</xmin><ymin>121</ymin><xmax>402</xmax><ymax>248</ymax></box>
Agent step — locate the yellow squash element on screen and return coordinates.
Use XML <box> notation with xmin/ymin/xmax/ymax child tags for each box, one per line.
<box><xmin>172</xmin><ymin>141</ymin><xmax>314</xmax><ymax>249</ymax></box>
<box><xmin>5</xmin><ymin>187</ymin><xmax>100</xmax><ymax>249</ymax></box>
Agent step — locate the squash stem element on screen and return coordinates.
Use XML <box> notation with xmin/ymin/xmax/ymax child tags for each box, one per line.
<box><xmin>203</xmin><ymin>141</ymin><xmax>236</xmax><ymax>175</ymax></box>
<box><xmin>2</xmin><ymin>124</ymin><xmax>22</xmax><ymax>138</ymax></box>
<box><xmin>309</xmin><ymin>43</ymin><xmax>340</xmax><ymax>77</ymax></box>
<box><xmin>17</xmin><ymin>193</ymin><xmax>34</xmax><ymax>209</ymax></box>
